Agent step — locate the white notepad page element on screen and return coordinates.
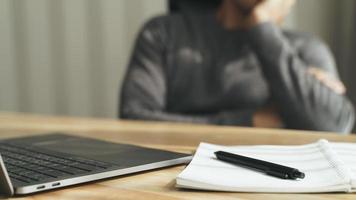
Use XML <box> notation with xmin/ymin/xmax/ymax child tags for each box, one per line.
<box><xmin>331</xmin><ymin>142</ymin><xmax>356</xmax><ymax>190</ymax></box>
<box><xmin>176</xmin><ymin>140</ymin><xmax>354</xmax><ymax>193</ymax></box>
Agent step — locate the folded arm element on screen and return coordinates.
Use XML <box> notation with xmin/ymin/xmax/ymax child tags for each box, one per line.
<box><xmin>248</xmin><ymin>23</ymin><xmax>355</xmax><ymax>133</ymax></box>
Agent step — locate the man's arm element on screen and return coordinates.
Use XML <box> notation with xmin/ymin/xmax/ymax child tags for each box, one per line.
<box><xmin>248</xmin><ymin>22</ymin><xmax>355</xmax><ymax>133</ymax></box>
<box><xmin>120</xmin><ymin>17</ymin><xmax>254</xmax><ymax>126</ymax></box>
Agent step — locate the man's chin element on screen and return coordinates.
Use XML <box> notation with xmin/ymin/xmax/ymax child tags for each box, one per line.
<box><xmin>233</xmin><ymin>0</ymin><xmax>258</xmax><ymax>16</ymax></box>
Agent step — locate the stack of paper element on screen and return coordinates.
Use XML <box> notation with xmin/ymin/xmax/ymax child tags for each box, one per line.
<box><xmin>176</xmin><ymin>140</ymin><xmax>356</xmax><ymax>193</ymax></box>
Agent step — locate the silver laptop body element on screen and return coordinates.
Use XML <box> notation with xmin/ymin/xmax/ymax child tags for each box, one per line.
<box><xmin>0</xmin><ymin>133</ymin><xmax>191</xmax><ymax>196</ymax></box>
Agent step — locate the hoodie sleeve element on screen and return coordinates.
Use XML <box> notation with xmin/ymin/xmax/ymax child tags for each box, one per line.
<box><xmin>248</xmin><ymin>22</ymin><xmax>355</xmax><ymax>133</ymax></box>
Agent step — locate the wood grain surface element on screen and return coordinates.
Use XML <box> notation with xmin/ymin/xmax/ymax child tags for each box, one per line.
<box><xmin>0</xmin><ymin>112</ymin><xmax>356</xmax><ymax>200</ymax></box>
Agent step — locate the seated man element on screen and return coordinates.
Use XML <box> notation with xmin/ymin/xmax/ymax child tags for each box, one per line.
<box><xmin>119</xmin><ymin>0</ymin><xmax>355</xmax><ymax>133</ymax></box>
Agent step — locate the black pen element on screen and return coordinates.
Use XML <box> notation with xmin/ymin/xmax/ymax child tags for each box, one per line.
<box><xmin>214</xmin><ymin>151</ymin><xmax>305</xmax><ymax>180</ymax></box>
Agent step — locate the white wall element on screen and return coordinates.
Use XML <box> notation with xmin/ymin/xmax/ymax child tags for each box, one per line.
<box><xmin>284</xmin><ymin>0</ymin><xmax>338</xmax><ymax>46</ymax></box>
<box><xmin>0</xmin><ymin>0</ymin><xmax>166</xmax><ymax>118</ymax></box>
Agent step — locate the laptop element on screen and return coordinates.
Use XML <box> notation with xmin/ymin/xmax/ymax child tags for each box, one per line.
<box><xmin>0</xmin><ymin>133</ymin><xmax>192</xmax><ymax>196</ymax></box>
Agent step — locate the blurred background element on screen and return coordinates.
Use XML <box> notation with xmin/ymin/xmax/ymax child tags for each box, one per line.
<box><xmin>1</xmin><ymin>0</ymin><xmax>355</xmax><ymax>130</ymax></box>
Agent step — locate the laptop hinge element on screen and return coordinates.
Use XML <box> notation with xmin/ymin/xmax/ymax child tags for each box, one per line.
<box><xmin>0</xmin><ymin>154</ymin><xmax>14</xmax><ymax>197</ymax></box>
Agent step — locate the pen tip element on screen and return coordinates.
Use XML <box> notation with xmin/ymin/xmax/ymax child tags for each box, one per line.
<box><xmin>299</xmin><ymin>172</ymin><xmax>305</xmax><ymax>179</ymax></box>
<box><xmin>293</xmin><ymin>171</ymin><xmax>305</xmax><ymax>179</ymax></box>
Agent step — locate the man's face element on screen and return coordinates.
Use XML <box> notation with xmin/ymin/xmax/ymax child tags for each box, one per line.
<box><xmin>234</xmin><ymin>0</ymin><xmax>263</xmax><ymax>14</ymax></box>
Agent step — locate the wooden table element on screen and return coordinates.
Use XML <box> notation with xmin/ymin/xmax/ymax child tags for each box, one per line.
<box><xmin>1</xmin><ymin>112</ymin><xmax>356</xmax><ymax>200</ymax></box>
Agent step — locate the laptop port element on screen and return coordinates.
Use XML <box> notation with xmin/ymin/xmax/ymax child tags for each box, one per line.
<box><xmin>52</xmin><ymin>182</ymin><xmax>61</xmax><ymax>187</ymax></box>
<box><xmin>37</xmin><ymin>185</ymin><xmax>45</xmax><ymax>190</ymax></box>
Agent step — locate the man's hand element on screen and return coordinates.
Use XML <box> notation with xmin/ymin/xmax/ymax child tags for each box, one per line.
<box><xmin>307</xmin><ymin>67</ymin><xmax>346</xmax><ymax>95</ymax></box>
<box><xmin>247</xmin><ymin>0</ymin><xmax>296</xmax><ymax>27</ymax></box>
<box><xmin>217</xmin><ymin>0</ymin><xmax>296</xmax><ymax>30</ymax></box>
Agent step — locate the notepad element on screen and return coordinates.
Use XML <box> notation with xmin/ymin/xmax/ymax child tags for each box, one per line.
<box><xmin>176</xmin><ymin>140</ymin><xmax>356</xmax><ymax>193</ymax></box>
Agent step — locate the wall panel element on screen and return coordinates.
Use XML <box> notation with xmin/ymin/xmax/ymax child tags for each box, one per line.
<box><xmin>0</xmin><ymin>0</ymin><xmax>166</xmax><ymax>118</ymax></box>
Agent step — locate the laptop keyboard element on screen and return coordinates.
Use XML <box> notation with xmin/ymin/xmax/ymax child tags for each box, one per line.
<box><xmin>0</xmin><ymin>144</ymin><xmax>112</xmax><ymax>184</ymax></box>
